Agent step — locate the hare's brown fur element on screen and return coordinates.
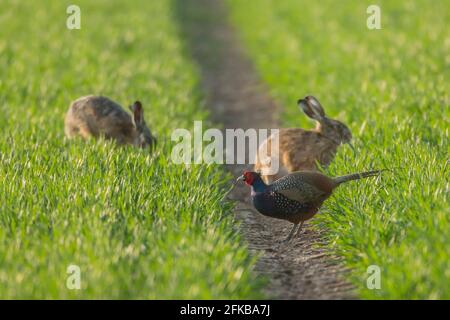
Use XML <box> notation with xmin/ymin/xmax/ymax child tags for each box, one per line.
<box><xmin>255</xmin><ymin>128</ymin><xmax>339</xmax><ymax>183</ymax></box>
<box><xmin>255</xmin><ymin>96</ymin><xmax>351</xmax><ymax>184</ymax></box>
<box><xmin>65</xmin><ymin>96</ymin><xmax>156</xmax><ymax>148</ymax></box>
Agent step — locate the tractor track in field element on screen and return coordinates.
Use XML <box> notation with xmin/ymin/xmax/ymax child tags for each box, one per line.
<box><xmin>174</xmin><ymin>0</ymin><xmax>354</xmax><ymax>299</ymax></box>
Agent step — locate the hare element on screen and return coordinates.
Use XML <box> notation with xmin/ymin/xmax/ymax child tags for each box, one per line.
<box><xmin>255</xmin><ymin>96</ymin><xmax>352</xmax><ymax>184</ymax></box>
<box><xmin>65</xmin><ymin>95</ymin><xmax>156</xmax><ymax>149</ymax></box>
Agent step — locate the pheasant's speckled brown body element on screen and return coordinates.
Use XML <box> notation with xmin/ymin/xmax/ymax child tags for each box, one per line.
<box><xmin>239</xmin><ymin>170</ymin><xmax>382</xmax><ymax>241</ymax></box>
<box><xmin>250</xmin><ymin>171</ymin><xmax>335</xmax><ymax>224</ymax></box>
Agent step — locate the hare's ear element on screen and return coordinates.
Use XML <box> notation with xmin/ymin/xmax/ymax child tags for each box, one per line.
<box><xmin>130</xmin><ymin>101</ymin><xmax>144</xmax><ymax>126</ymax></box>
<box><xmin>298</xmin><ymin>96</ymin><xmax>325</xmax><ymax>120</ymax></box>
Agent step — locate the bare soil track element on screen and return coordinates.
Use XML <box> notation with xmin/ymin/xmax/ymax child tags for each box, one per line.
<box><xmin>174</xmin><ymin>0</ymin><xmax>354</xmax><ymax>299</ymax></box>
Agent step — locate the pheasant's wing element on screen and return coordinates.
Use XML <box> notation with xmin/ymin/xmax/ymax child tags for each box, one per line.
<box><xmin>273</xmin><ymin>181</ymin><xmax>326</xmax><ymax>203</ymax></box>
<box><xmin>271</xmin><ymin>172</ymin><xmax>331</xmax><ymax>203</ymax></box>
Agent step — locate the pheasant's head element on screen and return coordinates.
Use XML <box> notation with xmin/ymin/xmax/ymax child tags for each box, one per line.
<box><xmin>237</xmin><ymin>171</ymin><xmax>262</xmax><ymax>186</ymax></box>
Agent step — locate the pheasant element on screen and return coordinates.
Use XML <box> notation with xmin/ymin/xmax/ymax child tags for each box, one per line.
<box><xmin>237</xmin><ymin>170</ymin><xmax>383</xmax><ymax>242</ymax></box>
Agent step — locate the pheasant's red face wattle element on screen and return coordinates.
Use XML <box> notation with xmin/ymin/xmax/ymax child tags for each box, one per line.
<box><xmin>243</xmin><ymin>171</ymin><xmax>256</xmax><ymax>185</ymax></box>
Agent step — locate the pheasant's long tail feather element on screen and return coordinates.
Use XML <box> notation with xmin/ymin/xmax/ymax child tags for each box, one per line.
<box><xmin>333</xmin><ymin>169</ymin><xmax>385</xmax><ymax>185</ymax></box>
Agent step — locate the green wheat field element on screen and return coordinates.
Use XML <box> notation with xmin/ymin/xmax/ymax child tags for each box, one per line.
<box><xmin>0</xmin><ymin>0</ymin><xmax>449</xmax><ymax>299</ymax></box>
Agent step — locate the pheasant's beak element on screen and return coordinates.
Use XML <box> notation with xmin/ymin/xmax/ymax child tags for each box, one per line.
<box><xmin>236</xmin><ymin>175</ymin><xmax>245</xmax><ymax>183</ymax></box>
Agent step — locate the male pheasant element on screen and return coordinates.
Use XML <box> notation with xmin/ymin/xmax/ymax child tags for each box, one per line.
<box><xmin>237</xmin><ymin>170</ymin><xmax>382</xmax><ymax>242</ymax></box>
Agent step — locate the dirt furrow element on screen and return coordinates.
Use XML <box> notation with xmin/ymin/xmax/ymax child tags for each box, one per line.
<box><xmin>174</xmin><ymin>0</ymin><xmax>353</xmax><ymax>299</ymax></box>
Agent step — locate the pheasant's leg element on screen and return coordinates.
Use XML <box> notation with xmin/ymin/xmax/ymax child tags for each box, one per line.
<box><xmin>283</xmin><ymin>223</ymin><xmax>299</xmax><ymax>243</ymax></box>
<box><xmin>294</xmin><ymin>221</ymin><xmax>305</xmax><ymax>238</ymax></box>
<box><xmin>272</xmin><ymin>223</ymin><xmax>299</xmax><ymax>251</ymax></box>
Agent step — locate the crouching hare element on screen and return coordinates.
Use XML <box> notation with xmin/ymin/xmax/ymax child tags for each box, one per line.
<box><xmin>255</xmin><ymin>96</ymin><xmax>352</xmax><ymax>183</ymax></box>
<box><xmin>65</xmin><ymin>95</ymin><xmax>156</xmax><ymax>149</ymax></box>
